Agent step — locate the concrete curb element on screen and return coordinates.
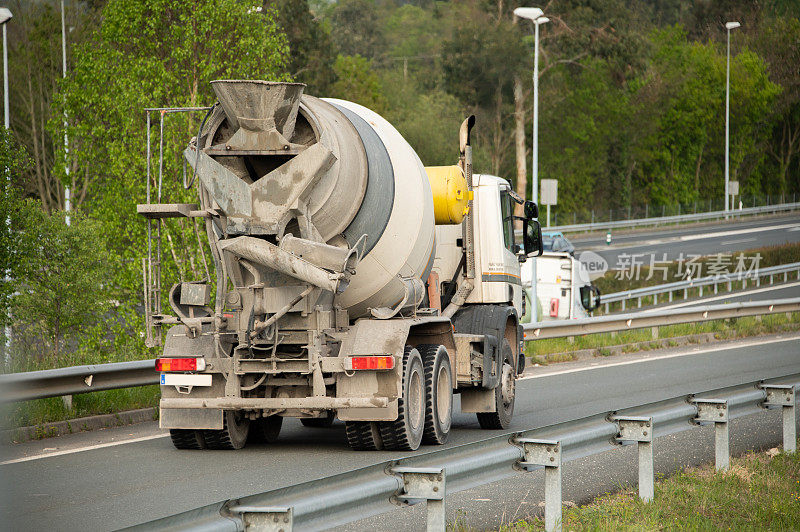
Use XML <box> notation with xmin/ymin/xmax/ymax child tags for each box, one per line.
<box><xmin>4</xmin><ymin>407</ymin><xmax>157</xmax><ymax>443</ymax></box>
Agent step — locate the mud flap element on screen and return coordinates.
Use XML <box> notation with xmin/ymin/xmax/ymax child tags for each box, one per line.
<box><xmin>482</xmin><ymin>334</ymin><xmax>500</xmax><ymax>389</ymax></box>
<box><xmin>460</xmin><ymin>388</ymin><xmax>496</xmax><ymax>413</ymax></box>
<box><xmin>160</xmin><ymin>407</ymin><xmax>224</xmax><ymax>430</ymax></box>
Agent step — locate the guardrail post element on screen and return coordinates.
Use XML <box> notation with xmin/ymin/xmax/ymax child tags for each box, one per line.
<box><xmin>651</xmin><ymin>327</ymin><xmax>659</xmax><ymax>340</ymax></box>
<box><xmin>692</xmin><ymin>398</ymin><xmax>729</xmax><ymax>471</ymax></box>
<box><xmin>393</xmin><ymin>467</ymin><xmax>446</xmax><ymax>532</ymax></box>
<box><xmin>518</xmin><ymin>438</ymin><xmax>562</xmax><ymax>532</ymax></box>
<box><xmin>227</xmin><ymin>505</ymin><xmax>292</xmax><ymax>532</ymax></box>
<box><xmin>762</xmin><ymin>385</ymin><xmax>796</xmax><ymax>454</ymax></box>
<box><xmin>613</xmin><ymin>416</ymin><xmax>654</xmax><ymax>502</ymax></box>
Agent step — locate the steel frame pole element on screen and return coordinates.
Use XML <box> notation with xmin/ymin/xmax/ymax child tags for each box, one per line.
<box><xmin>61</xmin><ymin>0</ymin><xmax>70</xmax><ymax>224</ymax></box>
<box><xmin>725</xmin><ymin>27</ymin><xmax>731</xmax><ymax>214</ymax></box>
<box><xmin>530</xmin><ymin>19</ymin><xmax>542</xmax><ymax>323</ymax></box>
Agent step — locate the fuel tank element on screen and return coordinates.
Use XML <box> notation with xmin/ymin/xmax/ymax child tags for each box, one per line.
<box><xmin>189</xmin><ymin>80</ymin><xmax>435</xmax><ymax>318</ymax></box>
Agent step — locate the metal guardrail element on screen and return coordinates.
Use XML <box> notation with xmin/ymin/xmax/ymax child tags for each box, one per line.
<box><xmin>523</xmin><ymin>298</ymin><xmax>800</xmax><ymax>340</ymax></box>
<box><xmin>0</xmin><ymin>359</ymin><xmax>157</xmax><ymax>403</ymax></box>
<box><xmin>126</xmin><ymin>376</ymin><xmax>799</xmax><ymax>532</ymax></box>
<box><xmin>548</xmin><ymin>201</ymin><xmax>800</xmax><ymax>233</ymax></box>
<box><xmin>2</xmin><ymin>299</ymin><xmax>799</xmax><ymax>403</ymax></box>
<box><xmin>601</xmin><ymin>262</ymin><xmax>800</xmax><ymax>312</ymax></box>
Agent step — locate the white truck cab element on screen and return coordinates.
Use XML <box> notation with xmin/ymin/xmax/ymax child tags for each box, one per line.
<box><xmin>432</xmin><ymin>174</ymin><xmax>527</xmax><ymax>313</ymax></box>
<box><xmin>522</xmin><ymin>251</ymin><xmax>601</xmax><ymax>321</ymax></box>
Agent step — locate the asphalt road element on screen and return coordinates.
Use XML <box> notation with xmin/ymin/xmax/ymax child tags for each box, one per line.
<box><xmin>1</xmin><ymin>333</ymin><xmax>798</xmax><ymax>531</ymax></box>
<box><xmin>571</xmin><ymin>213</ymin><xmax>800</xmax><ymax>266</ymax></box>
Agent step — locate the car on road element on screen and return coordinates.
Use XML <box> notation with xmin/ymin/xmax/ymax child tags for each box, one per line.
<box><xmin>542</xmin><ymin>231</ymin><xmax>575</xmax><ymax>256</ymax></box>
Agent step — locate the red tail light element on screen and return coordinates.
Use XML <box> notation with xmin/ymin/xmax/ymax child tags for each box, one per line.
<box><xmin>349</xmin><ymin>356</ymin><xmax>394</xmax><ymax>371</ymax></box>
<box><xmin>156</xmin><ymin>358</ymin><xmax>205</xmax><ymax>372</ymax></box>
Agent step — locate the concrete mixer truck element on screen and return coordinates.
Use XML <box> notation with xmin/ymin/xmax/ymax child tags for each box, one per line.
<box><xmin>137</xmin><ymin>81</ymin><xmax>543</xmax><ymax>451</ymax></box>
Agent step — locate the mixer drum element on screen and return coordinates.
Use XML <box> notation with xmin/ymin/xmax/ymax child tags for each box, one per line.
<box><xmin>193</xmin><ymin>81</ymin><xmax>435</xmax><ymax>318</ymax></box>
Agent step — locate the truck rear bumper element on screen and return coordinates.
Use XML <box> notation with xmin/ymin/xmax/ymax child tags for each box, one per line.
<box><xmin>160</xmin><ymin>396</ymin><xmax>388</xmax><ymax>410</ymax></box>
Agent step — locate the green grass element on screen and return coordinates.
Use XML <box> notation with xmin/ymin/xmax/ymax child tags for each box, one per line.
<box><xmin>502</xmin><ymin>444</ymin><xmax>800</xmax><ymax>531</ymax></box>
<box><xmin>2</xmin><ymin>385</ymin><xmax>160</xmax><ymax>431</ymax></box>
<box><xmin>526</xmin><ymin>312</ymin><xmax>800</xmax><ymax>360</ymax></box>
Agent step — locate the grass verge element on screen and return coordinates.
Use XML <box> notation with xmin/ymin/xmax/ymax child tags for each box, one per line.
<box><xmin>2</xmin><ymin>385</ymin><xmax>160</xmax><ymax>431</ymax></box>
<box><xmin>526</xmin><ymin>312</ymin><xmax>800</xmax><ymax>363</ymax></box>
<box><xmin>502</xmin><ymin>443</ymin><xmax>800</xmax><ymax>531</ymax></box>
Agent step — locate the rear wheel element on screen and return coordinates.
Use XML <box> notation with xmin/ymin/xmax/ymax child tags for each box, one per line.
<box><xmin>477</xmin><ymin>339</ymin><xmax>516</xmax><ymax>430</ymax></box>
<box><xmin>380</xmin><ymin>346</ymin><xmax>425</xmax><ymax>451</ymax></box>
<box><xmin>204</xmin><ymin>411</ymin><xmax>250</xmax><ymax>450</ymax></box>
<box><xmin>249</xmin><ymin>415</ymin><xmax>283</xmax><ymax>443</ymax></box>
<box><xmin>418</xmin><ymin>344</ymin><xmax>453</xmax><ymax>445</ymax></box>
<box><xmin>301</xmin><ymin>411</ymin><xmax>336</xmax><ymax>428</ymax></box>
<box><xmin>169</xmin><ymin>429</ymin><xmax>206</xmax><ymax>450</ymax></box>
<box><xmin>345</xmin><ymin>421</ymin><xmax>384</xmax><ymax>451</ymax></box>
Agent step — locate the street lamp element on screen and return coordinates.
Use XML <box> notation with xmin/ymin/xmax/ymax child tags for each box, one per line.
<box><xmin>0</xmin><ymin>7</ymin><xmax>11</xmax><ymax>361</ymax></box>
<box><xmin>0</xmin><ymin>7</ymin><xmax>12</xmax><ymax>130</ymax></box>
<box><xmin>61</xmin><ymin>0</ymin><xmax>71</xmax><ymax>224</ymax></box>
<box><xmin>724</xmin><ymin>21</ymin><xmax>740</xmax><ymax>214</ymax></box>
<box><xmin>514</xmin><ymin>6</ymin><xmax>548</xmax><ymax>324</ymax></box>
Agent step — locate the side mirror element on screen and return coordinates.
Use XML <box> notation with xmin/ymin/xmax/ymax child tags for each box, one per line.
<box><xmin>524</xmin><ymin>200</ymin><xmax>538</xmax><ymax>219</ymax></box>
<box><xmin>523</xmin><ymin>219</ymin><xmax>544</xmax><ymax>257</ymax></box>
<box><xmin>580</xmin><ymin>285</ymin><xmax>601</xmax><ymax>312</ymax></box>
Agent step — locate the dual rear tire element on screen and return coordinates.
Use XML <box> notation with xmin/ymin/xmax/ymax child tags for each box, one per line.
<box><xmin>170</xmin><ymin>411</ymin><xmax>281</xmax><ymax>450</ymax></box>
<box><xmin>347</xmin><ymin>344</ymin><xmax>453</xmax><ymax>451</ymax></box>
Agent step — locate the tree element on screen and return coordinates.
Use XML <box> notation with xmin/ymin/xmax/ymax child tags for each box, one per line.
<box><xmin>53</xmin><ymin>0</ymin><xmax>290</xmax><ymax>352</ymax></box>
<box><xmin>0</xmin><ymin>130</ymin><xmax>34</xmax><ymax>332</ymax></box>
<box><xmin>330</xmin><ymin>55</ymin><xmax>388</xmax><ymax>114</ymax></box>
<box><xmin>10</xmin><ymin>205</ymin><xmax>114</xmax><ymax>367</ymax></box>
<box><xmin>330</xmin><ymin>0</ymin><xmax>385</xmax><ymax>59</ymax></box>
<box><xmin>754</xmin><ymin>16</ymin><xmax>800</xmax><ymax>196</ymax></box>
<box><xmin>7</xmin><ymin>0</ymin><xmax>100</xmax><ymax>212</ymax></box>
<box><xmin>264</xmin><ymin>0</ymin><xmax>338</xmax><ymax>93</ymax></box>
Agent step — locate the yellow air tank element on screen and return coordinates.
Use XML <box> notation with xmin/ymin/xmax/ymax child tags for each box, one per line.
<box><xmin>425</xmin><ymin>165</ymin><xmax>472</xmax><ymax>225</ymax></box>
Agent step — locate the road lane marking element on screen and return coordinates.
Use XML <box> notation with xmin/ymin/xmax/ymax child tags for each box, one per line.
<box><xmin>520</xmin><ymin>334</ymin><xmax>800</xmax><ymax>380</ymax></box>
<box><xmin>679</xmin><ymin>222</ymin><xmax>800</xmax><ymax>241</ymax></box>
<box><xmin>0</xmin><ymin>433</ymin><xmax>169</xmax><ymax>465</ymax></box>
<box><xmin>721</xmin><ymin>237</ymin><xmax>758</xmax><ymax>246</ymax></box>
<box><xmin>641</xmin><ymin>280</ymin><xmax>800</xmax><ymax>311</ymax></box>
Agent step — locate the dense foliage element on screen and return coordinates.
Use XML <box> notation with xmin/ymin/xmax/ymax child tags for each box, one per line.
<box><xmin>2</xmin><ymin>0</ymin><xmax>799</xmax><ymax>369</ymax></box>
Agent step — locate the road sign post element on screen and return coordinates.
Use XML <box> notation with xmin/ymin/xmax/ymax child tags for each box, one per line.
<box><xmin>540</xmin><ymin>179</ymin><xmax>558</xmax><ymax>228</ymax></box>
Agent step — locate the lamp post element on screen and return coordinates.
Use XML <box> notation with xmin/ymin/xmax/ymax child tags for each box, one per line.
<box><xmin>1</xmin><ymin>7</ymin><xmax>12</xmax><ymax>362</ymax></box>
<box><xmin>61</xmin><ymin>0</ymin><xmax>71</xmax><ymax>225</ymax></box>
<box><xmin>724</xmin><ymin>21</ymin><xmax>740</xmax><ymax>214</ymax></box>
<box><xmin>514</xmin><ymin>7</ymin><xmax>548</xmax><ymax>324</ymax></box>
<box><xmin>1</xmin><ymin>8</ymin><xmax>11</xmax><ymax>130</ymax></box>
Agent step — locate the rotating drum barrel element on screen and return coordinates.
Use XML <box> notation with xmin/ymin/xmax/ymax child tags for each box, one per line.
<box><xmin>190</xmin><ymin>81</ymin><xmax>435</xmax><ymax>318</ymax></box>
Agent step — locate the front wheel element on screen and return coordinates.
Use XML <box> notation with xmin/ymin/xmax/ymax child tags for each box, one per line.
<box><xmin>477</xmin><ymin>339</ymin><xmax>515</xmax><ymax>430</ymax></box>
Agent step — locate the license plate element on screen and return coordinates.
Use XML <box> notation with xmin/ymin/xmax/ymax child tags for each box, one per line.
<box><xmin>160</xmin><ymin>374</ymin><xmax>212</xmax><ymax>387</ymax></box>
